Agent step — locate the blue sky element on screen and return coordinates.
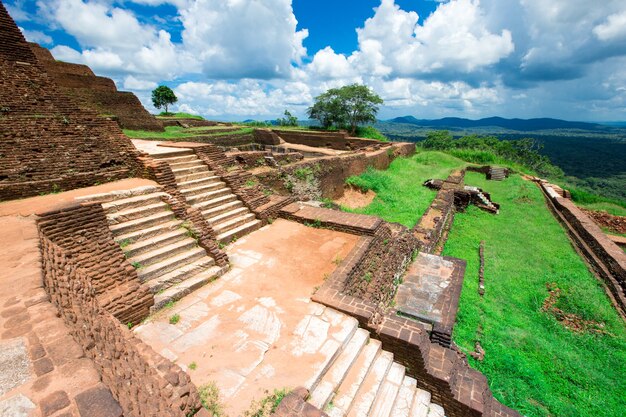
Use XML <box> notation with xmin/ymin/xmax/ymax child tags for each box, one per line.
<box><xmin>6</xmin><ymin>0</ymin><xmax>626</xmax><ymax>121</ymax></box>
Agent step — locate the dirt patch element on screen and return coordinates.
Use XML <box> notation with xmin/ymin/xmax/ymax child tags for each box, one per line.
<box><xmin>335</xmin><ymin>186</ymin><xmax>376</xmax><ymax>209</ymax></box>
<box><xmin>541</xmin><ymin>283</ymin><xmax>610</xmax><ymax>335</ymax></box>
<box><xmin>581</xmin><ymin>208</ymin><xmax>626</xmax><ymax>235</ymax></box>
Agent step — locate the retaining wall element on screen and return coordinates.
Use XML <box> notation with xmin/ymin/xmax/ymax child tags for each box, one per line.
<box><xmin>38</xmin><ymin>202</ymin><xmax>206</xmax><ymax>417</ymax></box>
<box><xmin>272</xmin><ymin>129</ymin><xmax>385</xmax><ymax>151</ymax></box>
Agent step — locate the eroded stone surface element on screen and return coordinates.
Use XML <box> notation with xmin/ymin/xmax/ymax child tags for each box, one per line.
<box><xmin>0</xmin><ymin>394</ymin><xmax>35</xmax><ymax>417</ymax></box>
<box><xmin>134</xmin><ymin>219</ymin><xmax>359</xmax><ymax>416</ymax></box>
<box><xmin>0</xmin><ymin>338</ymin><xmax>31</xmax><ymax>397</ymax></box>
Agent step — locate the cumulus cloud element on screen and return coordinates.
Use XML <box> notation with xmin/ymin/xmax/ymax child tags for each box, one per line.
<box><xmin>19</xmin><ymin>27</ymin><xmax>52</xmax><ymax>44</ymax></box>
<box><xmin>594</xmin><ymin>11</ymin><xmax>626</xmax><ymax>41</ymax></box>
<box><xmin>123</xmin><ymin>75</ymin><xmax>158</xmax><ymax>91</ymax></box>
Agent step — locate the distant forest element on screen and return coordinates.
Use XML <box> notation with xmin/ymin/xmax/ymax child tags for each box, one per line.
<box><xmin>376</xmin><ymin>121</ymin><xmax>626</xmax><ymax>202</ymax></box>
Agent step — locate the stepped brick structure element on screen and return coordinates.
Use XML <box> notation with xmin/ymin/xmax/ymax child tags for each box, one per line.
<box><xmin>28</xmin><ymin>42</ymin><xmax>164</xmax><ymax>132</ymax></box>
<box><xmin>0</xmin><ymin>2</ymin><xmax>146</xmax><ymax>201</ymax></box>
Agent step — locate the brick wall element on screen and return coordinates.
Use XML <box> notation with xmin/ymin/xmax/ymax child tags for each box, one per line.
<box><xmin>38</xmin><ymin>202</ymin><xmax>206</xmax><ymax>417</ymax></box>
<box><xmin>254</xmin><ymin>143</ymin><xmax>415</xmax><ymax>200</ymax></box>
<box><xmin>0</xmin><ymin>4</ymin><xmax>148</xmax><ymax>201</ymax></box>
<box><xmin>540</xmin><ymin>182</ymin><xmax>626</xmax><ymax>315</ymax></box>
<box><xmin>271</xmin><ymin>129</ymin><xmax>385</xmax><ymax>151</ymax></box>
<box><xmin>28</xmin><ymin>42</ymin><xmax>164</xmax><ymax>132</ymax></box>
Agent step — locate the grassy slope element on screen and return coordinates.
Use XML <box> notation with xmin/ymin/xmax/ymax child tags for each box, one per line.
<box><xmin>123</xmin><ymin>126</ymin><xmax>253</xmax><ymax>139</ymax></box>
<box><xmin>343</xmin><ymin>151</ymin><xmax>465</xmax><ymax>228</ymax></box>
<box><xmin>443</xmin><ymin>172</ymin><xmax>626</xmax><ymax>417</ymax></box>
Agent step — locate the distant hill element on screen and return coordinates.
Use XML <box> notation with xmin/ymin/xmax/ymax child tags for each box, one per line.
<box><xmin>387</xmin><ymin>116</ymin><xmax>603</xmax><ymax>131</ymax></box>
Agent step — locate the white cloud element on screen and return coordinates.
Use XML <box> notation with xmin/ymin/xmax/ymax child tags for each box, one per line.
<box><xmin>19</xmin><ymin>27</ymin><xmax>52</xmax><ymax>44</ymax></box>
<box><xmin>123</xmin><ymin>75</ymin><xmax>158</xmax><ymax>91</ymax></box>
<box><xmin>594</xmin><ymin>11</ymin><xmax>626</xmax><ymax>41</ymax></box>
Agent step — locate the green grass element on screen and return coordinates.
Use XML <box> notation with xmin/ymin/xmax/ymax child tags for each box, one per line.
<box><xmin>123</xmin><ymin>126</ymin><xmax>253</xmax><ymax>140</ymax></box>
<box><xmin>443</xmin><ymin>172</ymin><xmax>626</xmax><ymax>417</ymax></box>
<box><xmin>576</xmin><ymin>202</ymin><xmax>626</xmax><ymax>217</ymax></box>
<box><xmin>342</xmin><ymin>151</ymin><xmax>466</xmax><ymax>228</ymax></box>
<box><xmin>156</xmin><ymin>112</ymin><xmax>204</xmax><ymax>120</ymax></box>
<box><xmin>355</xmin><ymin>125</ymin><xmax>388</xmax><ymax>141</ymax></box>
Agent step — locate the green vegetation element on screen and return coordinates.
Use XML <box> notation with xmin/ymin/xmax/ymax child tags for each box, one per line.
<box><xmin>343</xmin><ymin>151</ymin><xmax>466</xmax><ymax>227</ymax></box>
<box><xmin>277</xmin><ymin>109</ymin><xmax>298</xmax><ymax>127</ymax></box>
<box><xmin>307</xmin><ymin>83</ymin><xmax>383</xmax><ymax>134</ymax></box>
<box><xmin>443</xmin><ymin>172</ymin><xmax>626</xmax><ymax>417</ymax></box>
<box><xmin>355</xmin><ymin>125</ymin><xmax>388</xmax><ymax>142</ymax></box>
<box><xmin>123</xmin><ymin>126</ymin><xmax>254</xmax><ymax>140</ymax></box>
<box><xmin>169</xmin><ymin>313</ymin><xmax>180</xmax><ymax>325</ymax></box>
<box><xmin>244</xmin><ymin>388</ymin><xmax>290</xmax><ymax>417</ymax></box>
<box><xmin>188</xmin><ymin>362</ymin><xmax>197</xmax><ymax>370</ymax></box>
<box><xmin>151</xmin><ymin>85</ymin><xmax>178</xmax><ymax>114</ymax></box>
<box><xmin>568</xmin><ymin>188</ymin><xmax>626</xmax><ymax>215</ymax></box>
<box><xmin>198</xmin><ymin>382</ymin><xmax>225</xmax><ymax>416</ymax></box>
<box><xmin>156</xmin><ymin>112</ymin><xmax>204</xmax><ymax>120</ymax></box>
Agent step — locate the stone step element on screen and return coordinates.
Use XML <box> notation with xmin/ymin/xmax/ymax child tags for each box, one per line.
<box><xmin>109</xmin><ymin>211</ymin><xmax>176</xmax><ymax>236</ymax></box>
<box><xmin>410</xmin><ymin>389</ymin><xmax>432</xmax><ymax>417</ymax></box>
<box><xmin>207</xmin><ymin>206</ymin><xmax>250</xmax><ymax>226</ymax></box>
<box><xmin>216</xmin><ymin>219</ymin><xmax>262</xmax><ymax>244</ymax></box>
<box><xmin>101</xmin><ymin>192</ymin><xmax>168</xmax><ymax>212</ymax></box>
<box><xmin>346</xmin><ymin>350</ymin><xmax>394</xmax><ymax>417</ymax></box>
<box><xmin>195</xmin><ymin>194</ymin><xmax>239</xmax><ymax>212</ymax></box>
<box><xmin>187</xmin><ymin>187</ymin><xmax>232</xmax><ymax>205</ymax></box>
<box><xmin>213</xmin><ymin>212</ymin><xmax>256</xmax><ymax>234</ymax></box>
<box><xmin>305</xmin><ymin>311</ymin><xmax>360</xmax><ymax>393</ymax></box>
<box><xmin>146</xmin><ymin>257</ymin><xmax>217</xmax><ymax>294</ymax></box>
<box><xmin>201</xmin><ymin>200</ymin><xmax>244</xmax><ymax>219</ymax></box>
<box><xmin>309</xmin><ymin>328</ymin><xmax>370</xmax><ymax>410</ymax></box>
<box><xmin>369</xmin><ymin>362</ymin><xmax>405</xmax><ymax>417</ymax></box>
<box><xmin>128</xmin><ymin>238</ymin><xmax>199</xmax><ymax>268</ymax></box>
<box><xmin>325</xmin><ymin>339</ymin><xmax>382</xmax><ymax>417</ymax></box>
<box><xmin>155</xmin><ymin>154</ymin><xmax>198</xmax><ymax>164</ymax></box>
<box><xmin>122</xmin><ymin>228</ymin><xmax>189</xmax><ymax>258</ymax></box>
<box><xmin>168</xmin><ymin>160</ymin><xmax>206</xmax><ymax>169</ymax></box>
<box><xmin>152</xmin><ymin>265</ymin><xmax>225</xmax><ymax>311</ymax></box>
<box><xmin>136</xmin><ymin>246</ymin><xmax>207</xmax><ymax>282</ymax></box>
<box><xmin>175</xmin><ymin>170</ymin><xmax>216</xmax><ymax>183</ymax></box>
<box><xmin>172</xmin><ymin>165</ymin><xmax>210</xmax><ymax>177</ymax></box>
<box><xmin>426</xmin><ymin>404</ymin><xmax>445</xmax><ymax>417</ymax></box>
<box><xmin>181</xmin><ymin>181</ymin><xmax>227</xmax><ymax>197</ymax></box>
<box><xmin>114</xmin><ymin>220</ymin><xmax>184</xmax><ymax>245</ymax></box>
<box><xmin>390</xmin><ymin>376</ymin><xmax>417</xmax><ymax>417</ymax></box>
<box><xmin>178</xmin><ymin>176</ymin><xmax>221</xmax><ymax>190</ymax></box>
<box><xmin>152</xmin><ymin>150</ymin><xmax>195</xmax><ymax>159</ymax></box>
<box><xmin>107</xmin><ymin>202</ymin><xmax>169</xmax><ymax>224</ymax></box>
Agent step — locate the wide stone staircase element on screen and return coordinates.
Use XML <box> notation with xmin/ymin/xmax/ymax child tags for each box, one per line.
<box><xmin>154</xmin><ymin>151</ymin><xmax>262</xmax><ymax>243</ymax></box>
<box><xmin>305</xmin><ymin>321</ymin><xmax>446</xmax><ymax>417</ymax></box>
<box><xmin>102</xmin><ymin>187</ymin><xmax>226</xmax><ymax>311</ymax></box>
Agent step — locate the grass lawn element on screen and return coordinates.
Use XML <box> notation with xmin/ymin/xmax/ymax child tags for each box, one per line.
<box><xmin>575</xmin><ymin>201</ymin><xmax>626</xmax><ymax>217</ymax></box>
<box><xmin>443</xmin><ymin>172</ymin><xmax>626</xmax><ymax>417</ymax></box>
<box><xmin>342</xmin><ymin>151</ymin><xmax>466</xmax><ymax>228</ymax></box>
<box><xmin>123</xmin><ymin>126</ymin><xmax>253</xmax><ymax>140</ymax></box>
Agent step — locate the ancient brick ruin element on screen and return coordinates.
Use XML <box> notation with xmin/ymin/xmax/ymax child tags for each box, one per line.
<box><xmin>29</xmin><ymin>42</ymin><xmax>164</xmax><ymax>132</ymax></box>
<box><xmin>4</xmin><ymin>3</ymin><xmax>623</xmax><ymax>417</ymax></box>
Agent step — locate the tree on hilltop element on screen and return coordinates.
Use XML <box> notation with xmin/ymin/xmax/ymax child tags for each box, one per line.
<box><xmin>152</xmin><ymin>85</ymin><xmax>178</xmax><ymax>115</ymax></box>
<box><xmin>277</xmin><ymin>109</ymin><xmax>298</xmax><ymax>127</ymax></box>
<box><xmin>307</xmin><ymin>84</ymin><xmax>383</xmax><ymax>134</ymax></box>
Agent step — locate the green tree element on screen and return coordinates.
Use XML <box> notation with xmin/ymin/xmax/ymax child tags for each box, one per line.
<box><xmin>307</xmin><ymin>84</ymin><xmax>383</xmax><ymax>134</ymax></box>
<box><xmin>151</xmin><ymin>85</ymin><xmax>178</xmax><ymax>115</ymax></box>
<box><xmin>277</xmin><ymin>109</ymin><xmax>298</xmax><ymax>127</ymax></box>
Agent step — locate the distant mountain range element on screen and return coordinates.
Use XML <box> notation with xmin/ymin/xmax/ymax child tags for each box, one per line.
<box><xmin>386</xmin><ymin>116</ymin><xmax>605</xmax><ymax>131</ymax></box>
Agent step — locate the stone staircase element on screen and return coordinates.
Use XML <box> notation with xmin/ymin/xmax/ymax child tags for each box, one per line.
<box><xmin>154</xmin><ymin>150</ymin><xmax>262</xmax><ymax>244</ymax></box>
<box><xmin>102</xmin><ymin>188</ymin><xmax>226</xmax><ymax>311</ymax></box>
<box><xmin>306</xmin><ymin>324</ymin><xmax>446</xmax><ymax>417</ymax></box>
<box><xmin>488</xmin><ymin>167</ymin><xmax>506</xmax><ymax>181</ymax></box>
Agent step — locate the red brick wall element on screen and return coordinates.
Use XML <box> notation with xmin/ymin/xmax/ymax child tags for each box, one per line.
<box><xmin>0</xmin><ymin>4</ymin><xmax>147</xmax><ymax>201</ymax></box>
<box><xmin>38</xmin><ymin>202</ymin><xmax>204</xmax><ymax>417</ymax></box>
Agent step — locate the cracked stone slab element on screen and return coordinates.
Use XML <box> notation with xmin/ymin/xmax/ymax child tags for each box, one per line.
<box><xmin>0</xmin><ymin>394</ymin><xmax>35</xmax><ymax>417</ymax></box>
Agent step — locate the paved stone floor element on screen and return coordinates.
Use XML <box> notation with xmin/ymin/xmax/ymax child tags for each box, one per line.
<box><xmin>134</xmin><ymin>219</ymin><xmax>360</xmax><ymax>417</ymax></box>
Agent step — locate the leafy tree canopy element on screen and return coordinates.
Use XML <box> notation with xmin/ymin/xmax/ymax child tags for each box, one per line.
<box><xmin>152</xmin><ymin>85</ymin><xmax>178</xmax><ymax>114</ymax></box>
<box><xmin>307</xmin><ymin>84</ymin><xmax>383</xmax><ymax>134</ymax></box>
<box><xmin>277</xmin><ymin>109</ymin><xmax>298</xmax><ymax>127</ymax></box>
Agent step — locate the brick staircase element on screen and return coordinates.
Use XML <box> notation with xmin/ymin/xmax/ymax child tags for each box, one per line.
<box><xmin>154</xmin><ymin>151</ymin><xmax>263</xmax><ymax>244</ymax></box>
<box><xmin>102</xmin><ymin>188</ymin><xmax>227</xmax><ymax>311</ymax></box>
<box><xmin>306</xmin><ymin>322</ymin><xmax>446</xmax><ymax>417</ymax></box>
<box><xmin>487</xmin><ymin>167</ymin><xmax>506</xmax><ymax>181</ymax></box>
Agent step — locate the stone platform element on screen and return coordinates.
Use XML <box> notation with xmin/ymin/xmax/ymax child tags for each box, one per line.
<box><xmin>133</xmin><ymin>219</ymin><xmax>360</xmax><ymax>416</ymax></box>
<box><xmin>395</xmin><ymin>253</ymin><xmax>466</xmax><ymax>346</ymax></box>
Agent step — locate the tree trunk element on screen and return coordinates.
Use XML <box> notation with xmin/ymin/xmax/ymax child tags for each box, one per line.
<box><xmin>165</xmin><ymin>104</ymin><xmax>169</xmax><ymax>114</ymax></box>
